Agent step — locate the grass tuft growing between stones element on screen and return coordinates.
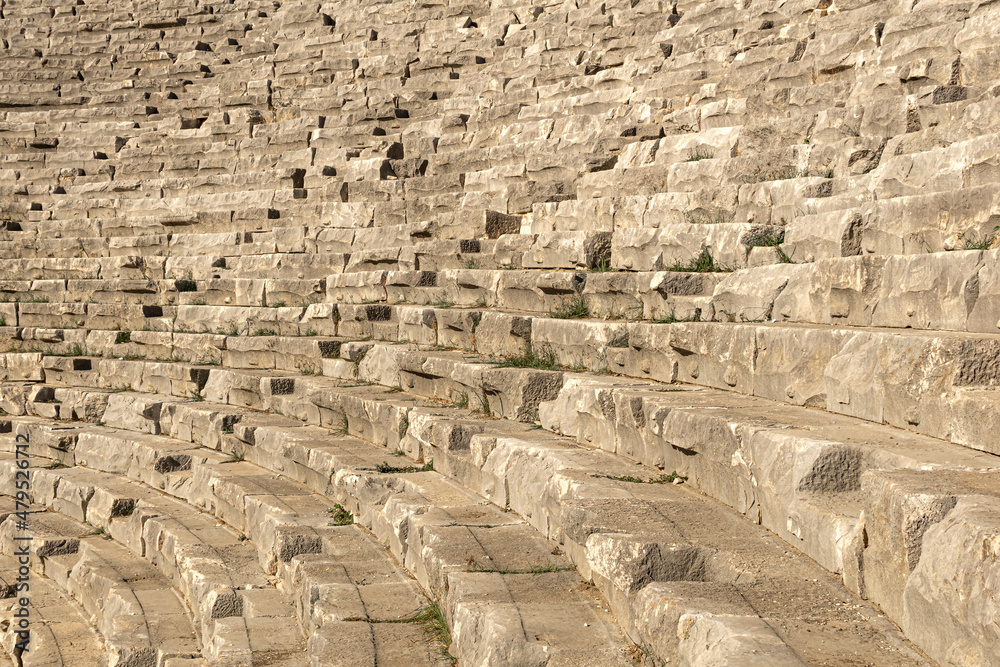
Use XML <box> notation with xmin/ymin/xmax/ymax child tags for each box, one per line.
<box><xmin>465</xmin><ymin>556</ymin><xmax>577</xmax><ymax>575</ymax></box>
<box><xmin>494</xmin><ymin>344</ymin><xmax>560</xmax><ymax>371</ymax></box>
<box><xmin>651</xmin><ymin>309</ymin><xmax>702</xmax><ymax>324</ymax></box>
<box><xmin>666</xmin><ymin>247</ymin><xmax>730</xmax><ymax>273</ymax></box>
<box><xmin>115</xmin><ymin>331</ymin><xmax>131</xmax><ymax>344</ymax></box>
<box><xmin>550</xmin><ymin>294</ymin><xmax>590</xmax><ymax>319</ymax></box>
<box><xmin>327</xmin><ymin>504</ymin><xmax>353</xmax><ymax>526</ymax></box>
<box><xmin>686</xmin><ymin>146</ymin><xmax>715</xmax><ymax>162</ymax></box>
<box><xmin>342</xmin><ymin>602</ymin><xmax>455</xmax><ymax>662</ymax></box>
<box><xmin>375</xmin><ymin>460</ymin><xmax>434</xmax><ymax>474</ymax></box>
<box><xmin>411</xmin><ymin>603</ymin><xmax>455</xmax><ymax>664</ymax></box>
<box><xmin>964</xmin><ymin>225</ymin><xmax>1000</xmax><ymax>250</ymax></box>
<box><xmin>742</xmin><ymin>228</ymin><xmax>784</xmax><ymax>248</ymax></box>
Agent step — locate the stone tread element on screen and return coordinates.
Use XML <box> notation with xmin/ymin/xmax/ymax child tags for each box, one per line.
<box><xmin>0</xmin><ymin>554</ymin><xmax>106</xmax><ymax>667</ymax></box>
<box><xmin>0</xmin><ymin>501</ymin><xmax>201</xmax><ymax>666</ymax></box>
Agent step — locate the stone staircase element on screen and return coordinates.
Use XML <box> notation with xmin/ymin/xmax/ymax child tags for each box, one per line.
<box><xmin>2</xmin><ymin>0</ymin><xmax>1000</xmax><ymax>664</ymax></box>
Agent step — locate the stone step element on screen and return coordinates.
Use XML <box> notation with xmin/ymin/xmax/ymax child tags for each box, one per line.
<box><xmin>0</xmin><ymin>450</ymin><xmax>311</xmax><ymax>665</ymax></box>
<box><xmin>0</xmin><ymin>554</ymin><xmax>106</xmax><ymax>667</ymax></box>
<box><xmin>0</xmin><ymin>502</ymin><xmax>201</xmax><ymax>666</ymax></box>
<box><xmin>712</xmin><ymin>248</ymin><xmax>1000</xmax><ymax>335</ymax></box>
<box><xmin>6</xmin><ymin>295</ymin><xmax>1000</xmax><ymax>458</ymax></box>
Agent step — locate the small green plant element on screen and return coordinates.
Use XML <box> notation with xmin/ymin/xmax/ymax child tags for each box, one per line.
<box><xmin>386</xmin><ymin>385</ymin><xmax>403</xmax><ymax>394</ymax></box>
<box><xmin>686</xmin><ymin>146</ymin><xmax>715</xmax><ymax>162</ymax></box>
<box><xmin>189</xmin><ymin>389</ymin><xmax>204</xmax><ymax>402</ymax></box>
<box><xmin>550</xmin><ymin>295</ymin><xmax>589</xmax><ymax>319</ymax></box>
<box><xmin>494</xmin><ymin>344</ymin><xmax>560</xmax><ymax>371</ymax></box>
<box><xmin>453</xmin><ymin>392</ymin><xmax>469</xmax><ymax>408</ymax></box>
<box><xmin>434</xmin><ymin>300</ymin><xmax>454</xmax><ymax>309</ymax></box>
<box><xmin>68</xmin><ymin>344</ymin><xmax>85</xmax><ymax>356</ymax></box>
<box><xmin>589</xmin><ymin>257</ymin><xmax>614</xmax><ymax>272</ymax></box>
<box><xmin>742</xmin><ymin>228</ymin><xmax>784</xmax><ymax>248</ymax></box>
<box><xmin>115</xmin><ymin>331</ymin><xmax>131</xmax><ymax>344</ymax></box>
<box><xmin>238</xmin><ymin>534</ymin><xmax>248</xmax><ymax>541</ymax></box>
<box><xmin>225</xmin><ymin>451</ymin><xmax>245</xmax><ymax>463</ymax></box>
<box><xmin>965</xmin><ymin>226</ymin><xmax>999</xmax><ymax>250</ymax></box>
<box><xmin>667</xmin><ymin>248</ymin><xmax>728</xmax><ymax>273</ymax></box>
<box><xmin>375</xmin><ymin>460</ymin><xmax>434</xmax><ymax>473</ymax></box>
<box><xmin>471</xmin><ymin>391</ymin><xmax>493</xmax><ymax>417</ymax></box>
<box><xmin>46</xmin><ymin>461</ymin><xmax>67</xmax><ymax>469</ymax></box>
<box><xmin>333</xmin><ymin>415</ymin><xmax>349</xmax><ymax>436</ymax></box>
<box><xmin>304</xmin><ymin>328</ymin><xmax>318</xmax><ymax>337</ymax></box>
<box><xmin>328</xmin><ymin>504</ymin><xmax>354</xmax><ymax>526</ymax></box>
<box><xmin>270</xmin><ymin>301</ymin><xmax>286</xmax><ymax>308</ymax></box>
<box><xmin>409</xmin><ymin>603</ymin><xmax>454</xmax><ymax>662</ymax></box>
<box><xmin>252</xmin><ymin>328</ymin><xmax>277</xmax><ymax>337</ymax></box>
<box><xmin>0</xmin><ymin>318</ymin><xmax>6</xmax><ymax>327</ymax></box>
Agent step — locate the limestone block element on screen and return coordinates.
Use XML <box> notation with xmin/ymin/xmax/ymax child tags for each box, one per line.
<box><xmin>783</xmin><ymin>209</ymin><xmax>864</xmax><ymax>261</ymax></box>
<box><xmin>473</xmin><ymin>312</ymin><xmax>533</xmax><ymax>358</ymax></box>
<box><xmin>521</xmin><ymin>231</ymin><xmax>611</xmax><ymax>269</ymax></box>
<box><xmin>496</xmin><ymin>270</ymin><xmax>585</xmax><ymax>312</ymax></box>
<box><xmin>325</xmin><ymin>272</ymin><xmax>387</xmax><ymax>304</ymax></box>
<box><xmin>873</xmin><ymin>251</ymin><xmax>983</xmax><ymax>331</ymax></box>
<box><xmin>98</xmin><ymin>396</ymin><xmax>159</xmax><ymax>436</ymax></box>
<box><xmin>901</xmin><ymin>494</ymin><xmax>1000</xmax><ymax>666</ymax></box>
<box><xmin>0</xmin><ymin>352</ymin><xmax>43</xmax><ymax>381</ymax></box>
<box><xmin>612</xmin><ymin>224</ymin><xmax>754</xmax><ymax>271</ymax></box>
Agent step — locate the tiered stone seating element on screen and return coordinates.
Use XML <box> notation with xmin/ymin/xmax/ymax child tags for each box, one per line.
<box><xmin>3</xmin><ymin>0</ymin><xmax>1000</xmax><ymax>663</ymax></box>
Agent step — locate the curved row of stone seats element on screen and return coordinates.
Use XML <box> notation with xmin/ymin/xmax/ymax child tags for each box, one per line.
<box><xmin>0</xmin><ymin>364</ymin><xmax>930</xmax><ymax>665</ymax></box>
<box><xmin>4</xmin><ymin>298</ymin><xmax>1000</xmax><ymax>663</ymax></box>
<box><xmin>0</xmin><ymin>452</ymin><xmax>312</xmax><ymax>665</ymax></box>
<box><xmin>0</xmin><ymin>553</ymin><xmax>106</xmax><ymax>667</ymax></box>
<box><xmin>0</xmin><ymin>418</ymin><xmax>452</xmax><ymax>666</ymax></box>
<box><xmin>2</xmin><ymin>388</ymin><xmax>637</xmax><ymax>666</ymax></box>
<box><xmin>118</xmin><ymin>347</ymin><xmax>1000</xmax><ymax>663</ymax></box>
<box><xmin>0</xmin><ymin>269</ymin><xmax>717</xmax><ymax>324</ymax></box>
<box><xmin>1</xmin><ymin>0</ymin><xmax>992</xmax><ymax>260</ymax></box>
<box><xmin>0</xmin><ymin>494</ymin><xmax>200</xmax><ymax>666</ymax></box>
<box><xmin>2</xmin><ymin>253</ymin><xmax>999</xmax><ymax>452</ymax></box>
